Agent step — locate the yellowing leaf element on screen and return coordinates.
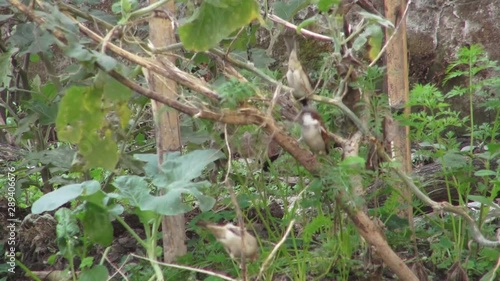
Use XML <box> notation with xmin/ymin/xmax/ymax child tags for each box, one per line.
<box><xmin>80</xmin><ymin>130</ymin><xmax>119</xmax><ymax>170</ymax></box>
<box><xmin>56</xmin><ymin>86</ymin><xmax>104</xmax><ymax>143</ymax></box>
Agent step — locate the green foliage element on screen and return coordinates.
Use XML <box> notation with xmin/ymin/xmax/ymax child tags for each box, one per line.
<box><xmin>79</xmin><ymin>202</ymin><xmax>114</xmax><ymax>246</ymax></box>
<box><xmin>273</xmin><ymin>0</ymin><xmax>309</xmax><ymax>21</ymax></box>
<box><xmin>399</xmin><ymin>44</ymin><xmax>500</xmax><ymax>278</ymax></box>
<box><xmin>317</xmin><ymin>0</ymin><xmax>341</xmax><ymax>13</ymax></box>
<box><xmin>179</xmin><ymin>0</ymin><xmax>261</xmax><ymax>51</ymax></box>
<box><xmin>0</xmin><ymin>48</ymin><xmax>15</xmax><ymax>88</ymax></box>
<box><xmin>55</xmin><ymin>73</ymin><xmax>132</xmax><ymax>170</ymax></box>
<box><xmin>78</xmin><ymin>265</ymin><xmax>109</xmax><ymax>281</ymax></box>
<box><xmin>217</xmin><ymin>78</ymin><xmax>256</xmax><ymax>109</ymax></box>
<box><xmin>28</xmin><ymin>148</ymin><xmax>223</xmax><ymax>280</ymax></box>
<box><xmin>32</xmin><ymin>181</ymin><xmax>100</xmax><ymax>214</ymax></box>
<box><xmin>400</xmin><ymin>83</ymin><xmax>467</xmax><ymax>144</ymax></box>
<box><xmin>54</xmin><ymin>207</ymin><xmax>85</xmax><ymax>277</ymax></box>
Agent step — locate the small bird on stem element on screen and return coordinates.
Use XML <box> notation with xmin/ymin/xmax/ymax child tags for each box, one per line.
<box><xmin>299</xmin><ymin>106</ymin><xmax>330</xmax><ymax>155</ymax></box>
<box><xmin>285</xmin><ymin>37</ymin><xmax>313</xmax><ymax>105</ymax></box>
<box><xmin>196</xmin><ymin>221</ymin><xmax>259</xmax><ymax>262</ymax></box>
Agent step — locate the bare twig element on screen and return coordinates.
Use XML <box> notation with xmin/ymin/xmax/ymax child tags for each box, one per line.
<box><xmin>268</xmin><ymin>14</ymin><xmax>332</xmax><ymax>41</ymax></box>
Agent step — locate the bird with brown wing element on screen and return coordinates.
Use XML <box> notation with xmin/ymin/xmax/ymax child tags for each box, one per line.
<box><xmin>285</xmin><ymin>37</ymin><xmax>313</xmax><ymax>105</ymax></box>
<box><xmin>196</xmin><ymin>221</ymin><xmax>259</xmax><ymax>262</ymax></box>
<box><xmin>299</xmin><ymin>106</ymin><xmax>330</xmax><ymax>155</ymax></box>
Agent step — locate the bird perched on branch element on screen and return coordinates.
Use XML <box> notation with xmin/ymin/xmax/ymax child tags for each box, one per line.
<box><xmin>285</xmin><ymin>37</ymin><xmax>313</xmax><ymax>105</ymax></box>
<box><xmin>299</xmin><ymin>106</ymin><xmax>330</xmax><ymax>155</ymax></box>
<box><xmin>196</xmin><ymin>221</ymin><xmax>259</xmax><ymax>262</ymax></box>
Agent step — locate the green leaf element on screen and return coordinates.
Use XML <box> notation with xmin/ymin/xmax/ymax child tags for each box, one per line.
<box><xmin>13</xmin><ymin>112</ymin><xmax>38</xmax><ymax>142</ymax></box>
<box><xmin>79</xmin><ymin>257</ymin><xmax>94</xmax><ymax>270</ymax></box>
<box><xmin>142</xmin><ymin>181</ymin><xmax>216</xmax><ymax>215</ymax></box>
<box><xmin>64</xmin><ymin>42</ymin><xmax>93</xmax><ymax>61</ymax></box>
<box><xmin>273</xmin><ymin>0</ymin><xmax>309</xmax><ymax>20</ymax></box>
<box><xmin>160</xmin><ymin>149</ymin><xmax>225</xmax><ymax>182</ymax></box>
<box><xmin>352</xmin><ymin>35</ymin><xmax>367</xmax><ymax>51</ymax></box>
<box><xmin>0</xmin><ymin>48</ymin><xmax>15</xmax><ymax>89</ymax></box>
<box><xmin>0</xmin><ymin>14</ymin><xmax>13</xmax><ymax>22</ymax></box>
<box><xmin>93</xmin><ymin>51</ymin><xmax>118</xmax><ymax>71</ymax></box>
<box><xmin>340</xmin><ymin>156</ymin><xmax>366</xmax><ymax>167</ymax></box>
<box><xmin>78</xmin><ymin>265</ymin><xmax>109</xmax><ymax>281</ymax></box>
<box><xmin>247</xmin><ymin>48</ymin><xmax>275</xmax><ymax>68</ymax></box>
<box><xmin>56</xmin><ymin>85</ymin><xmax>120</xmax><ymax>170</ymax></box>
<box><xmin>29</xmin><ymin>85</ymin><xmax>59</xmax><ymax>126</ymax></box>
<box><xmin>133</xmin><ymin>154</ymin><xmax>161</xmax><ymax>177</ymax></box>
<box><xmin>26</xmin><ymin>146</ymin><xmax>75</xmax><ymax>169</ymax></box>
<box><xmin>179</xmin><ymin>0</ymin><xmax>260</xmax><ymax>51</ymax></box>
<box><xmin>28</xmin><ymin>31</ymin><xmax>56</xmax><ymax>54</ymax></box>
<box><xmin>358</xmin><ymin>11</ymin><xmax>394</xmax><ymax>28</ymax></box>
<box><xmin>81</xmin><ymin>203</ymin><xmax>113</xmax><ymax>246</ymax></box>
<box><xmin>32</xmin><ymin>181</ymin><xmax>100</xmax><ymax>214</ymax></box>
<box><xmin>55</xmin><ymin>208</ymin><xmax>81</xmax><ymax>258</ymax></box>
<box><xmin>302</xmin><ymin>215</ymin><xmax>330</xmax><ymax>243</ymax></box>
<box><xmin>29</xmin><ymin>53</ymin><xmax>40</xmax><ymax>63</ymax></box>
<box><xmin>7</xmin><ymin>24</ymin><xmax>35</xmax><ymax>53</ymax></box>
<box><xmin>296</xmin><ymin>16</ymin><xmax>317</xmax><ymax>34</ymax></box>
<box><xmin>100</xmin><ymin>72</ymin><xmax>132</xmax><ymax>102</ymax></box>
<box><xmin>56</xmin><ymin>86</ymin><xmax>104</xmax><ymax>143</ymax></box>
<box><xmin>121</xmin><ymin>0</ymin><xmax>132</xmax><ymax>13</ymax></box>
<box><xmin>367</xmin><ymin>25</ymin><xmax>383</xmax><ymax>61</ymax></box>
<box><xmin>468</xmin><ymin>195</ymin><xmax>496</xmax><ymax>208</ymax></box>
<box><xmin>113</xmin><ymin>175</ymin><xmax>150</xmax><ymax>207</ymax></box>
<box><xmin>438</xmin><ymin>151</ymin><xmax>468</xmax><ymax>169</ymax></box>
<box><xmin>100</xmin><ymin>72</ymin><xmax>132</xmax><ymax>128</ymax></box>
<box><xmin>318</xmin><ymin>0</ymin><xmax>339</xmax><ymax>12</ymax></box>
<box><xmin>134</xmin><ymin>208</ymin><xmax>158</xmax><ymax>226</ymax></box>
<box><xmin>126</xmin><ymin>150</ymin><xmax>222</xmax><ymax>215</ymax></box>
<box><xmin>79</xmin><ymin>130</ymin><xmax>119</xmax><ymax>170</ymax></box>
<box><xmin>474</xmin><ymin>169</ymin><xmax>497</xmax><ymax>177</ymax></box>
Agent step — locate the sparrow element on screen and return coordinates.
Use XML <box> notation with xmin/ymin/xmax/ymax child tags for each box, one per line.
<box><xmin>196</xmin><ymin>221</ymin><xmax>259</xmax><ymax>262</ymax></box>
<box><xmin>285</xmin><ymin>37</ymin><xmax>313</xmax><ymax>105</ymax></box>
<box><xmin>299</xmin><ymin>107</ymin><xmax>330</xmax><ymax>155</ymax></box>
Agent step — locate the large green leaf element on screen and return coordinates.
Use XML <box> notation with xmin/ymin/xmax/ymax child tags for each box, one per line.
<box><xmin>25</xmin><ymin>146</ymin><xmax>75</xmax><ymax>169</ymax></box>
<box><xmin>142</xmin><ymin>181</ymin><xmax>216</xmax><ymax>215</ymax></box>
<box><xmin>0</xmin><ymin>48</ymin><xmax>15</xmax><ymax>89</ymax></box>
<box><xmin>55</xmin><ymin>208</ymin><xmax>81</xmax><ymax>258</ymax></box>
<box><xmin>81</xmin><ymin>203</ymin><xmax>113</xmax><ymax>246</ymax></box>
<box><xmin>123</xmin><ymin>150</ymin><xmax>224</xmax><ymax>215</ymax></box>
<box><xmin>78</xmin><ymin>265</ymin><xmax>109</xmax><ymax>281</ymax></box>
<box><xmin>32</xmin><ymin>181</ymin><xmax>100</xmax><ymax>214</ymax></box>
<box><xmin>273</xmin><ymin>0</ymin><xmax>309</xmax><ymax>21</ymax></box>
<box><xmin>56</xmin><ymin>84</ymin><xmax>121</xmax><ymax>170</ymax></box>
<box><xmin>112</xmin><ymin>175</ymin><xmax>150</xmax><ymax>207</ymax></box>
<box><xmin>318</xmin><ymin>0</ymin><xmax>340</xmax><ymax>12</ymax></box>
<box><xmin>99</xmin><ymin>72</ymin><xmax>132</xmax><ymax>128</ymax></box>
<box><xmin>438</xmin><ymin>150</ymin><xmax>469</xmax><ymax>169</ymax></box>
<box><xmin>27</xmin><ymin>83</ymin><xmax>59</xmax><ymax>125</ymax></box>
<box><xmin>79</xmin><ymin>130</ymin><xmax>119</xmax><ymax>170</ymax></box>
<box><xmin>56</xmin><ymin>86</ymin><xmax>104</xmax><ymax>143</ymax></box>
<box><xmin>133</xmin><ymin>154</ymin><xmax>160</xmax><ymax>178</ymax></box>
<box><xmin>179</xmin><ymin>0</ymin><xmax>260</xmax><ymax>51</ymax></box>
<box><xmin>160</xmin><ymin>149</ymin><xmax>225</xmax><ymax>182</ymax></box>
<box><xmin>135</xmin><ymin>149</ymin><xmax>224</xmax><ymax>181</ymax></box>
<box><xmin>7</xmin><ymin>23</ymin><xmax>56</xmax><ymax>55</ymax></box>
